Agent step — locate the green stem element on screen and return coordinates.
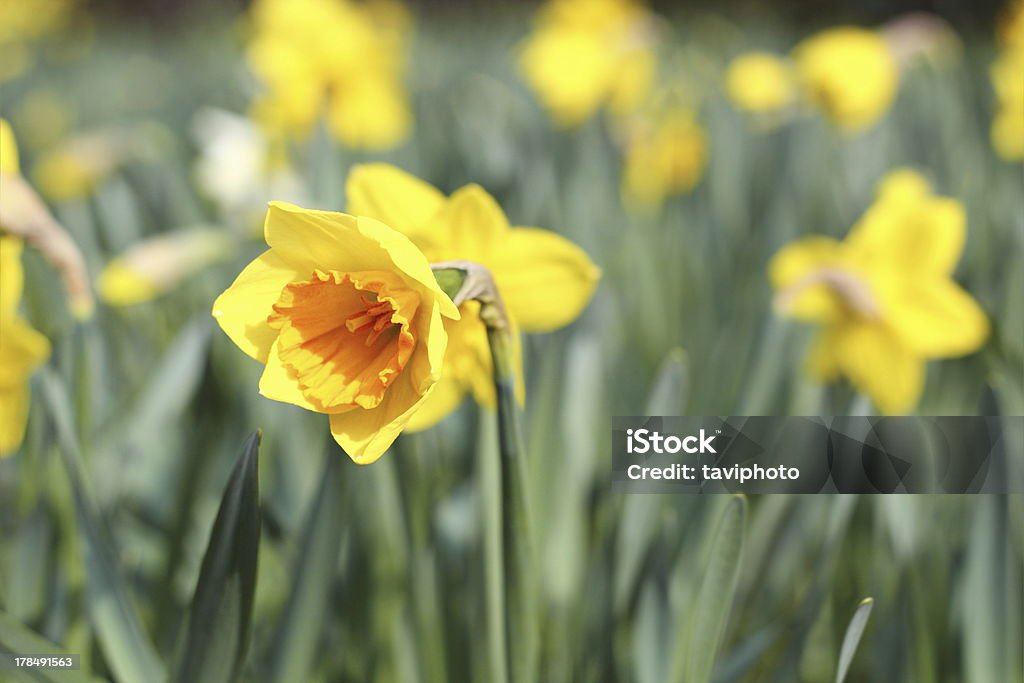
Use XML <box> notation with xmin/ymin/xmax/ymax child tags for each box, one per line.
<box><xmin>486</xmin><ymin>322</ymin><xmax>536</xmax><ymax>683</ymax></box>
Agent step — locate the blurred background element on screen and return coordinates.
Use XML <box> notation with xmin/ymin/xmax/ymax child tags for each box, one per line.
<box><xmin>0</xmin><ymin>0</ymin><xmax>1022</xmax><ymax>682</ymax></box>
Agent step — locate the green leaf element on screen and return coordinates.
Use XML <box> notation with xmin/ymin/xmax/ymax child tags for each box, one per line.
<box><xmin>835</xmin><ymin>598</ymin><xmax>874</xmax><ymax>683</ymax></box>
<box><xmin>172</xmin><ymin>431</ymin><xmax>262</xmax><ymax>683</ymax></box>
<box><xmin>41</xmin><ymin>370</ymin><xmax>167</xmax><ymax>683</ymax></box>
<box><xmin>0</xmin><ymin>610</ymin><xmax>105</xmax><ymax>683</ymax></box>
<box><xmin>268</xmin><ymin>450</ymin><xmax>344</xmax><ymax>683</ymax></box>
<box><xmin>675</xmin><ymin>494</ymin><xmax>747</xmax><ymax>683</ymax></box>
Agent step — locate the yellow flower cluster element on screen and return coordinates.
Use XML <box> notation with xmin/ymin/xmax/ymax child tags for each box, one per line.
<box><xmin>0</xmin><ymin>0</ymin><xmax>77</xmax><ymax>83</ymax></box>
<box><xmin>770</xmin><ymin>169</ymin><xmax>988</xmax><ymax>414</ymax></box>
<box><xmin>518</xmin><ymin>0</ymin><xmax>658</xmax><ymax>127</ymax></box>
<box><xmin>246</xmin><ymin>0</ymin><xmax>412</xmax><ymax>150</ymax></box>
<box><xmin>991</xmin><ymin>1</ymin><xmax>1024</xmax><ymax>160</ymax></box>
<box><xmin>726</xmin><ymin>26</ymin><xmax>899</xmax><ymax>132</ymax></box>
<box><xmin>0</xmin><ymin>121</ymin><xmax>51</xmax><ymax>456</ymax></box>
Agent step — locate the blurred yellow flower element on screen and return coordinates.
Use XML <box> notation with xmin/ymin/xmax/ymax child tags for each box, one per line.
<box><xmin>770</xmin><ymin>169</ymin><xmax>989</xmax><ymax>414</ymax></box>
<box><xmin>518</xmin><ymin>0</ymin><xmax>658</xmax><ymax>127</ymax></box>
<box><xmin>246</xmin><ymin>0</ymin><xmax>412</xmax><ymax>150</ymax></box>
<box><xmin>212</xmin><ymin>202</ymin><xmax>459</xmax><ymax>463</ymax></box>
<box><xmin>346</xmin><ymin>164</ymin><xmax>601</xmax><ymax>429</ymax></box>
<box><xmin>99</xmin><ymin>229</ymin><xmax>235</xmax><ymax>306</ymax></box>
<box><xmin>0</xmin><ymin>120</ymin><xmax>51</xmax><ymax>456</ymax></box>
<box><xmin>725</xmin><ymin>52</ymin><xmax>796</xmax><ymax>114</ymax></box>
<box><xmin>793</xmin><ymin>27</ymin><xmax>899</xmax><ymax>132</ymax></box>
<box><xmin>621</xmin><ymin>105</ymin><xmax>708</xmax><ymax>207</ymax></box>
<box><xmin>991</xmin><ymin>3</ymin><xmax>1024</xmax><ymax>161</ymax></box>
<box><xmin>0</xmin><ymin>0</ymin><xmax>77</xmax><ymax>83</ymax></box>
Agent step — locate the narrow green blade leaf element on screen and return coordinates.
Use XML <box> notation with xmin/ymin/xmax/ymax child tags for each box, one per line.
<box><xmin>173</xmin><ymin>431</ymin><xmax>262</xmax><ymax>683</ymax></box>
<box><xmin>835</xmin><ymin>598</ymin><xmax>874</xmax><ymax>683</ymax></box>
<box><xmin>268</xmin><ymin>450</ymin><xmax>344</xmax><ymax>683</ymax></box>
<box><xmin>0</xmin><ymin>610</ymin><xmax>104</xmax><ymax>683</ymax></box>
<box><xmin>677</xmin><ymin>495</ymin><xmax>747</xmax><ymax>683</ymax></box>
<box><xmin>41</xmin><ymin>370</ymin><xmax>167</xmax><ymax>683</ymax></box>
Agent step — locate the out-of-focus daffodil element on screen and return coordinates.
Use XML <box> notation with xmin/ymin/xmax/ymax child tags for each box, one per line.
<box><xmin>793</xmin><ymin>27</ymin><xmax>899</xmax><ymax>132</ymax></box>
<box><xmin>212</xmin><ymin>202</ymin><xmax>459</xmax><ymax>463</ymax></box>
<box><xmin>246</xmin><ymin>0</ymin><xmax>412</xmax><ymax>150</ymax></box>
<box><xmin>13</xmin><ymin>88</ymin><xmax>75</xmax><ymax>150</ymax></box>
<box><xmin>518</xmin><ymin>0</ymin><xmax>658</xmax><ymax>127</ymax></box>
<box><xmin>0</xmin><ymin>0</ymin><xmax>77</xmax><ymax>83</ymax></box>
<box><xmin>99</xmin><ymin>229</ymin><xmax>236</xmax><ymax>306</ymax></box>
<box><xmin>725</xmin><ymin>52</ymin><xmax>796</xmax><ymax>114</ymax></box>
<box><xmin>991</xmin><ymin>3</ymin><xmax>1024</xmax><ymax>161</ymax></box>
<box><xmin>770</xmin><ymin>169</ymin><xmax>989</xmax><ymax>414</ymax></box>
<box><xmin>0</xmin><ymin>121</ymin><xmax>51</xmax><ymax>455</ymax></box>
<box><xmin>346</xmin><ymin>164</ymin><xmax>601</xmax><ymax>429</ymax></box>
<box><xmin>620</xmin><ymin>104</ymin><xmax>708</xmax><ymax>208</ymax></box>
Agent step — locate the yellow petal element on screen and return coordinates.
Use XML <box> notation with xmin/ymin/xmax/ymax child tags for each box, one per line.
<box><xmin>325</xmin><ymin>76</ymin><xmax>411</xmax><ymax>151</ymax></box>
<box><xmin>0</xmin><ymin>118</ymin><xmax>20</xmax><ymax>175</ymax></box>
<box><xmin>406</xmin><ymin>303</ymin><xmax>447</xmax><ymax>395</ymax></box>
<box><xmin>768</xmin><ymin>236</ymin><xmax>846</xmax><ymax>321</ymax></box>
<box><xmin>212</xmin><ymin>249</ymin><xmax>302</xmax><ymax>363</ymax></box>
<box><xmin>263</xmin><ymin>203</ymin><xmax>459</xmax><ymax>319</ymax></box>
<box><xmin>882</xmin><ymin>278</ymin><xmax>989</xmax><ymax>357</ymax></box>
<box><xmin>0</xmin><ymin>385</ymin><xmax>30</xmax><ymax>456</ymax></box>
<box><xmin>328</xmin><ymin>370</ymin><xmax>421</xmax><ymax>464</ymax></box>
<box><xmin>834</xmin><ymin>321</ymin><xmax>924</xmax><ymax>414</ymax></box>
<box><xmin>345</xmin><ymin>163</ymin><xmax>445</xmax><ymax>245</ymax></box>
<box><xmin>0</xmin><ymin>315</ymin><xmax>51</xmax><ymax>388</ymax></box>
<box><xmin>489</xmin><ymin>227</ymin><xmax>600</xmax><ymax>332</ymax></box>
<box><xmin>258</xmin><ymin>337</ymin><xmax>323</xmax><ymax>412</ymax></box>
<box><xmin>435</xmin><ymin>184</ymin><xmax>509</xmax><ymax>262</ymax></box>
<box><xmin>806</xmin><ymin>327</ymin><xmax>841</xmax><ymax>382</ymax></box>
<box><xmin>404</xmin><ymin>373</ymin><xmax>466</xmax><ymax>432</ymax></box>
<box><xmin>848</xmin><ymin>196</ymin><xmax>966</xmax><ymax>275</ymax></box>
<box><xmin>0</xmin><ymin>237</ymin><xmax>24</xmax><ymax>315</ymax></box>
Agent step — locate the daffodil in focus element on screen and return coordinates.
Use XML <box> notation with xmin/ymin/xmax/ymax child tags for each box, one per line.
<box><xmin>518</xmin><ymin>0</ymin><xmax>658</xmax><ymax>127</ymax></box>
<box><xmin>99</xmin><ymin>229</ymin><xmax>235</xmax><ymax>306</ymax></box>
<box><xmin>246</xmin><ymin>0</ymin><xmax>412</xmax><ymax>150</ymax></box>
<box><xmin>0</xmin><ymin>120</ymin><xmax>51</xmax><ymax>455</ymax></box>
<box><xmin>990</xmin><ymin>2</ymin><xmax>1024</xmax><ymax>161</ymax></box>
<box><xmin>725</xmin><ymin>52</ymin><xmax>796</xmax><ymax>114</ymax></box>
<box><xmin>621</xmin><ymin>104</ymin><xmax>708</xmax><ymax>207</ymax></box>
<box><xmin>212</xmin><ymin>202</ymin><xmax>459</xmax><ymax>463</ymax></box>
<box><xmin>770</xmin><ymin>169</ymin><xmax>989</xmax><ymax>414</ymax></box>
<box><xmin>346</xmin><ymin>164</ymin><xmax>601</xmax><ymax>429</ymax></box>
<box><xmin>793</xmin><ymin>27</ymin><xmax>899</xmax><ymax>132</ymax></box>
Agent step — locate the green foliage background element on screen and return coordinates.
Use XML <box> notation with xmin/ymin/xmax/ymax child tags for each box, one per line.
<box><xmin>1</xmin><ymin>4</ymin><xmax>1022</xmax><ymax>682</ymax></box>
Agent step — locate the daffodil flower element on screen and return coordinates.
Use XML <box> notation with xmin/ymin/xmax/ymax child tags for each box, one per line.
<box><xmin>620</xmin><ymin>103</ymin><xmax>708</xmax><ymax>208</ymax></box>
<box><xmin>212</xmin><ymin>202</ymin><xmax>459</xmax><ymax>463</ymax></box>
<box><xmin>246</xmin><ymin>0</ymin><xmax>412</xmax><ymax>150</ymax></box>
<box><xmin>793</xmin><ymin>26</ymin><xmax>899</xmax><ymax>132</ymax></box>
<box><xmin>346</xmin><ymin>164</ymin><xmax>601</xmax><ymax>430</ymax></box>
<box><xmin>770</xmin><ymin>169</ymin><xmax>989</xmax><ymax>413</ymax></box>
<box><xmin>0</xmin><ymin>120</ymin><xmax>51</xmax><ymax>456</ymax></box>
<box><xmin>990</xmin><ymin>2</ymin><xmax>1024</xmax><ymax>161</ymax></box>
<box><xmin>725</xmin><ymin>52</ymin><xmax>796</xmax><ymax>115</ymax></box>
<box><xmin>518</xmin><ymin>0</ymin><xmax>658</xmax><ymax>127</ymax></box>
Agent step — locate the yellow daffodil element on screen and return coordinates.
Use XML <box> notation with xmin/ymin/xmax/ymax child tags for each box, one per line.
<box><xmin>346</xmin><ymin>164</ymin><xmax>600</xmax><ymax>429</ymax></box>
<box><xmin>98</xmin><ymin>229</ymin><xmax>235</xmax><ymax>306</ymax></box>
<box><xmin>212</xmin><ymin>202</ymin><xmax>459</xmax><ymax>463</ymax></box>
<box><xmin>793</xmin><ymin>27</ymin><xmax>899</xmax><ymax>132</ymax></box>
<box><xmin>0</xmin><ymin>0</ymin><xmax>77</xmax><ymax>83</ymax></box>
<box><xmin>0</xmin><ymin>120</ymin><xmax>51</xmax><ymax>456</ymax></box>
<box><xmin>518</xmin><ymin>0</ymin><xmax>658</xmax><ymax>127</ymax></box>
<box><xmin>769</xmin><ymin>169</ymin><xmax>989</xmax><ymax>414</ymax></box>
<box><xmin>725</xmin><ymin>52</ymin><xmax>796</xmax><ymax>114</ymax></box>
<box><xmin>246</xmin><ymin>0</ymin><xmax>412</xmax><ymax>150</ymax></box>
<box><xmin>991</xmin><ymin>3</ymin><xmax>1024</xmax><ymax>161</ymax></box>
<box><xmin>621</xmin><ymin>104</ymin><xmax>708</xmax><ymax>208</ymax></box>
